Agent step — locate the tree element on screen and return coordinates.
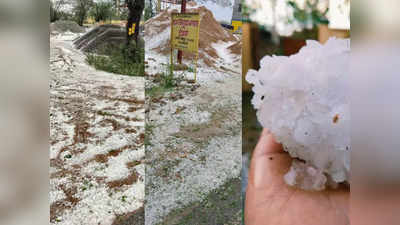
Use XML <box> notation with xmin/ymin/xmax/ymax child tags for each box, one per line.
<box><xmin>90</xmin><ymin>1</ymin><xmax>114</xmax><ymax>22</ymax></box>
<box><xmin>144</xmin><ymin>6</ymin><xmax>152</xmax><ymax>21</ymax></box>
<box><xmin>73</xmin><ymin>0</ymin><xmax>94</xmax><ymax>26</ymax></box>
<box><xmin>50</xmin><ymin>0</ymin><xmax>67</xmax><ymax>22</ymax></box>
<box><xmin>113</xmin><ymin>0</ymin><xmax>121</xmax><ymax>16</ymax></box>
<box><xmin>125</xmin><ymin>0</ymin><xmax>145</xmax><ymax>45</ymax></box>
<box><xmin>50</xmin><ymin>1</ymin><xmax>57</xmax><ymax>22</ymax></box>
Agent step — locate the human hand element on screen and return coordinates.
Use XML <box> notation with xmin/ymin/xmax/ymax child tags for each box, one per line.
<box><xmin>245</xmin><ymin>129</ymin><xmax>349</xmax><ymax>225</ymax></box>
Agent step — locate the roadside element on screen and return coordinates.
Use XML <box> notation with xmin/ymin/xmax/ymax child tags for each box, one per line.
<box><xmin>160</xmin><ymin>178</ymin><xmax>242</xmax><ymax>225</ymax></box>
<box><xmin>50</xmin><ymin>29</ymin><xmax>145</xmax><ymax>225</ymax></box>
<box><xmin>144</xmin><ymin>5</ymin><xmax>242</xmax><ymax>224</ymax></box>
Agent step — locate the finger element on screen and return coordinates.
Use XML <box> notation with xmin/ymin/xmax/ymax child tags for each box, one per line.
<box><xmin>248</xmin><ymin>129</ymin><xmax>291</xmax><ymax>189</ymax></box>
<box><xmin>252</xmin><ymin>128</ymin><xmax>283</xmax><ymax>157</ymax></box>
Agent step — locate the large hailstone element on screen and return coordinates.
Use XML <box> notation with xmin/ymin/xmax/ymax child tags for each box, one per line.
<box><xmin>246</xmin><ymin>38</ymin><xmax>350</xmax><ymax>191</ymax></box>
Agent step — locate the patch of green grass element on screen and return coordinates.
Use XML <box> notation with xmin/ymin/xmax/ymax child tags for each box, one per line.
<box><xmin>146</xmin><ymin>85</ymin><xmax>173</xmax><ymax>98</ymax></box>
<box><xmin>147</xmin><ymin>62</ymin><xmax>184</xmax><ymax>98</ymax></box>
<box><xmin>162</xmin><ymin>62</ymin><xmax>177</xmax><ymax>88</ymax></box>
<box><xmin>187</xmin><ymin>67</ymin><xmax>195</xmax><ymax>73</ymax></box>
<box><xmin>158</xmin><ymin>178</ymin><xmax>242</xmax><ymax>225</ymax></box>
<box><xmin>85</xmin><ymin>43</ymin><xmax>144</xmax><ymax>76</ymax></box>
<box><xmin>121</xmin><ymin>195</ymin><xmax>127</xmax><ymax>202</ymax></box>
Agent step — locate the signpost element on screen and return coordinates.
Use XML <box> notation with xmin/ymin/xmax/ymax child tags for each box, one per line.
<box><xmin>170</xmin><ymin>13</ymin><xmax>201</xmax><ymax>82</ymax></box>
<box><xmin>177</xmin><ymin>0</ymin><xmax>187</xmax><ymax>64</ymax></box>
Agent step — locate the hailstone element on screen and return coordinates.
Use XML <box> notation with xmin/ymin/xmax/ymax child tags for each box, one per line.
<box><xmin>246</xmin><ymin>38</ymin><xmax>350</xmax><ymax>190</ymax></box>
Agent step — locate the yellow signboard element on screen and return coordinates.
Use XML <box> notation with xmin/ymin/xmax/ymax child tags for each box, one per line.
<box><xmin>171</xmin><ymin>13</ymin><xmax>201</xmax><ymax>53</ymax></box>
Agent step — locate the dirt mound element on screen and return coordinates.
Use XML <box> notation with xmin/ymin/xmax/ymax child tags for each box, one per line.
<box><xmin>50</xmin><ymin>20</ymin><xmax>85</xmax><ymax>34</ymax></box>
<box><xmin>228</xmin><ymin>40</ymin><xmax>242</xmax><ymax>55</ymax></box>
<box><xmin>144</xmin><ymin>6</ymin><xmax>237</xmax><ymax>67</ymax></box>
<box><xmin>73</xmin><ymin>24</ymin><xmax>126</xmax><ymax>53</ymax></box>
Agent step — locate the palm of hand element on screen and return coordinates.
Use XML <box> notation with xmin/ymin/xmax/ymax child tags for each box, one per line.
<box><xmin>245</xmin><ymin>130</ymin><xmax>349</xmax><ymax>225</ymax></box>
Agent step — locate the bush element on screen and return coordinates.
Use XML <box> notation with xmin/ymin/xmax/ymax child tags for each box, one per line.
<box><xmin>146</xmin><ymin>62</ymin><xmax>184</xmax><ymax>98</ymax></box>
<box><xmin>51</xmin><ymin>0</ymin><xmax>75</xmax><ymax>22</ymax></box>
<box><xmin>73</xmin><ymin>0</ymin><xmax>93</xmax><ymax>26</ymax></box>
<box><xmin>144</xmin><ymin>6</ymin><xmax>152</xmax><ymax>21</ymax></box>
<box><xmin>85</xmin><ymin>42</ymin><xmax>144</xmax><ymax>76</ymax></box>
<box><xmin>90</xmin><ymin>1</ymin><xmax>114</xmax><ymax>22</ymax></box>
<box><xmin>160</xmin><ymin>62</ymin><xmax>185</xmax><ymax>88</ymax></box>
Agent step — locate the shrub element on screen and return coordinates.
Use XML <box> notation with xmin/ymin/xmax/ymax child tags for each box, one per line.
<box><xmin>144</xmin><ymin>6</ymin><xmax>152</xmax><ymax>21</ymax></box>
<box><xmin>73</xmin><ymin>0</ymin><xmax>93</xmax><ymax>26</ymax></box>
<box><xmin>85</xmin><ymin>42</ymin><xmax>144</xmax><ymax>76</ymax></box>
<box><xmin>161</xmin><ymin>61</ymin><xmax>185</xmax><ymax>88</ymax></box>
<box><xmin>90</xmin><ymin>1</ymin><xmax>114</xmax><ymax>22</ymax></box>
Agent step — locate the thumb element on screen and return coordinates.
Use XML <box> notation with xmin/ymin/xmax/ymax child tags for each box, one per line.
<box><xmin>248</xmin><ymin>129</ymin><xmax>291</xmax><ymax>189</ymax></box>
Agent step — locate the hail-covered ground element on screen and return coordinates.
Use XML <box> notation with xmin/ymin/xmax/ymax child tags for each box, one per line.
<box><xmin>50</xmin><ymin>31</ymin><xmax>145</xmax><ymax>225</ymax></box>
<box><xmin>144</xmin><ymin>9</ymin><xmax>242</xmax><ymax>224</ymax></box>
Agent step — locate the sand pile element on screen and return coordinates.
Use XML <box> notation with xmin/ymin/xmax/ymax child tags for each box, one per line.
<box><xmin>144</xmin><ymin>5</ymin><xmax>238</xmax><ymax>67</ymax></box>
<box><xmin>50</xmin><ymin>20</ymin><xmax>86</xmax><ymax>34</ymax></box>
<box><xmin>228</xmin><ymin>40</ymin><xmax>242</xmax><ymax>55</ymax></box>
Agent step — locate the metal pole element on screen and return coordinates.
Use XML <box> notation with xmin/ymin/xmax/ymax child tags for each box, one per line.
<box><xmin>177</xmin><ymin>0</ymin><xmax>186</xmax><ymax>64</ymax></box>
<box><xmin>170</xmin><ymin>14</ymin><xmax>174</xmax><ymax>77</ymax></box>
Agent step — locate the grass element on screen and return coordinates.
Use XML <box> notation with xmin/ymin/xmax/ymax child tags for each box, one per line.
<box><xmin>187</xmin><ymin>66</ymin><xmax>195</xmax><ymax>73</ymax></box>
<box><xmin>162</xmin><ymin>62</ymin><xmax>178</xmax><ymax>88</ymax></box>
<box><xmin>158</xmin><ymin>178</ymin><xmax>242</xmax><ymax>225</ymax></box>
<box><xmin>85</xmin><ymin>42</ymin><xmax>144</xmax><ymax>76</ymax></box>
<box><xmin>146</xmin><ymin>62</ymin><xmax>184</xmax><ymax>98</ymax></box>
<box><xmin>146</xmin><ymin>85</ymin><xmax>172</xmax><ymax>98</ymax></box>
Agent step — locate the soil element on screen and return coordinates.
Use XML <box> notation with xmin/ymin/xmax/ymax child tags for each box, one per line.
<box><xmin>159</xmin><ymin>178</ymin><xmax>242</xmax><ymax>225</ymax></box>
<box><xmin>228</xmin><ymin>40</ymin><xmax>242</xmax><ymax>55</ymax></box>
<box><xmin>145</xmin><ymin>46</ymin><xmax>242</xmax><ymax>224</ymax></box>
<box><xmin>144</xmin><ymin>5</ymin><xmax>238</xmax><ymax>67</ymax></box>
<box><xmin>144</xmin><ymin>6</ymin><xmax>242</xmax><ymax>222</ymax></box>
<box><xmin>50</xmin><ymin>33</ymin><xmax>145</xmax><ymax>225</ymax></box>
<box><xmin>50</xmin><ymin>20</ymin><xmax>86</xmax><ymax>34</ymax></box>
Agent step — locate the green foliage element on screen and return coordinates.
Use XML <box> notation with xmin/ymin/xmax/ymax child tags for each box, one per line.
<box><xmin>118</xmin><ymin>7</ymin><xmax>129</xmax><ymax>20</ymax></box>
<box><xmin>85</xmin><ymin>42</ymin><xmax>144</xmax><ymax>76</ymax></box>
<box><xmin>163</xmin><ymin>62</ymin><xmax>177</xmax><ymax>88</ymax></box>
<box><xmin>146</xmin><ymin>62</ymin><xmax>184</xmax><ymax>98</ymax></box>
<box><xmin>187</xmin><ymin>67</ymin><xmax>195</xmax><ymax>73</ymax></box>
<box><xmin>51</xmin><ymin>0</ymin><xmax>74</xmax><ymax>22</ymax></box>
<box><xmin>90</xmin><ymin>1</ymin><xmax>114</xmax><ymax>22</ymax></box>
<box><xmin>288</xmin><ymin>0</ymin><xmax>329</xmax><ymax>26</ymax></box>
<box><xmin>143</xmin><ymin>6</ymin><xmax>152</xmax><ymax>21</ymax></box>
<box><xmin>73</xmin><ymin>0</ymin><xmax>94</xmax><ymax>26</ymax></box>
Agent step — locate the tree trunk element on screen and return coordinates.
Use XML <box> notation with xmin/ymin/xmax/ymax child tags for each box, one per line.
<box><xmin>116</xmin><ymin>0</ymin><xmax>120</xmax><ymax>15</ymax></box>
<box><xmin>126</xmin><ymin>0</ymin><xmax>145</xmax><ymax>46</ymax></box>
